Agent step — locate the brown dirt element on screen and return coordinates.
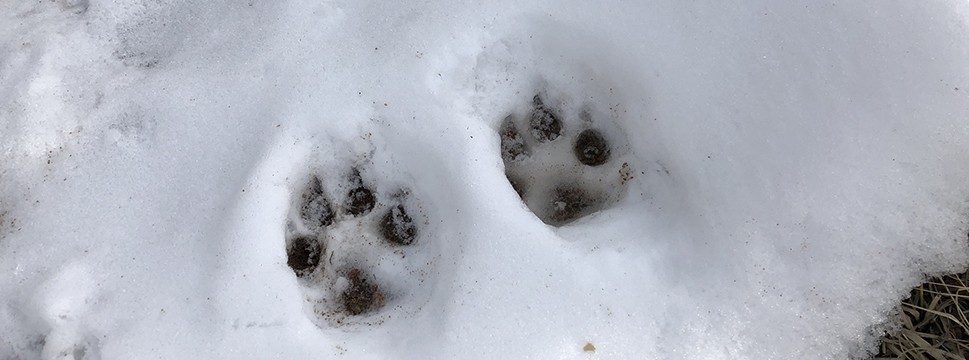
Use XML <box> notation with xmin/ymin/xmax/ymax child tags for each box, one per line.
<box><xmin>342</xmin><ymin>268</ymin><xmax>384</xmax><ymax>315</ymax></box>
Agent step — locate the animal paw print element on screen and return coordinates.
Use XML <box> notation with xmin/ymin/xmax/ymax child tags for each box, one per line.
<box><xmin>500</xmin><ymin>92</ymin><xmax>631</xmax><ymax>226</ymax></box>
<box><xmin>284</xmin><ymin>166</ymin><xmax>422</xmax><ymax>323</ymax></box>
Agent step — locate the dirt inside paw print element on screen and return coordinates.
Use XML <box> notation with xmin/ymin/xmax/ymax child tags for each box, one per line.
<box><xmin>342</xmin><ymin>268</ymin><xmax>384</xmax><ymax>315</ymax></box>
<box><xmin>287</xmin><ymin>235</ymin><xmax>322</xmax><ymax>276</ymax></box>
<box><xmin>529</xmin><ymin>95</ymin><xmax>563</xmax><ymax>142</ymax></box>
<box><xmin>301</xmin><ymin>176</ymin><xmax>335</xmax><ymax>230</ymax></box>
<box><xmin>548</xmin><ymin>185</ymin><xmax>598</xmax><ymax>225</ymax></box>
<box><xmin>380</xmin><ymin>204</ymin><xmax>417</xmax><ymax>246</ymax></box>
<box><xmin>574</xmin><ymin>129</ymin><xmax>611</xmax><ymax>166</ymax></box>
<box><xmin>344</xmin><ymin>169</ymin><xmax>376</xmax><ymax>216</ymax></box>
<box><xmin>500</xmin><ymin>115</ymin><xmax>529</xmax><ymax>162</ymax></box>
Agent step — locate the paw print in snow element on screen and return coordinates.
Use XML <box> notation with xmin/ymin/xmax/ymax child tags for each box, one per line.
<box><xmin>500</xmin><ymin>92</ymin><xmax>631</xmax><ymax>226</ymax></box>
<box><xmin>284</xmin><ymin>165</ymin><xmax>422</xmax><ymax>324</ymax></box>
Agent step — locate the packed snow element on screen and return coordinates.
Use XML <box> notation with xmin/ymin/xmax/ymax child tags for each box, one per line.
<box><xmin>2</xmin><ymin>0</ymin><xmax>969</xmax><ymax>359</ymax></box>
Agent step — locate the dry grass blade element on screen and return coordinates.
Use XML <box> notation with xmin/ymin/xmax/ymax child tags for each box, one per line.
<box><xmin>874</xmin><ymin>269</ymin><xmax>969</xmax><ymax>360</ymax></box>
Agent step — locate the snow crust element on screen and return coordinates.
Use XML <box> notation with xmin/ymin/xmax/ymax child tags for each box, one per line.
<box><xmin>2</xmin><ymin>0</ymin><xmax>969</xmax><ymax>359</ymax></box>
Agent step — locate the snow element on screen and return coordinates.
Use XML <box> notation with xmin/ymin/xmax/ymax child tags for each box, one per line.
<box><xmin>2</xmin><ymin>0</ymin><xmax>969</xmax><ymax>359</ymax></box>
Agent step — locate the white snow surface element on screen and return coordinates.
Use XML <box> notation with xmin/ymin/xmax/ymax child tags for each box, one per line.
<box><xmin>2</xmin><ymin>0</ymin><xmax>969</xmax><ymax>359</ymax></box>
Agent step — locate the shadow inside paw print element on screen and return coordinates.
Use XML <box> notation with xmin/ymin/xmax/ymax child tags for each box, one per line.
<box><xmin>284</xmin><ymin>166</ymin><xmax>423</xmax><ymax>323</ymax></box>
<box><xmin>500</xmin><ymin>92</ymin><xmax>631</xmax><ymax>226</ymax></box>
